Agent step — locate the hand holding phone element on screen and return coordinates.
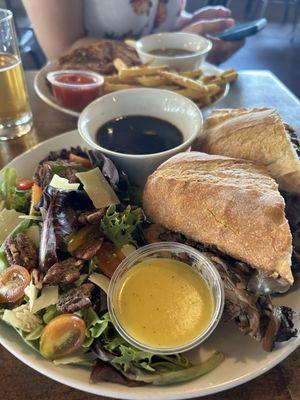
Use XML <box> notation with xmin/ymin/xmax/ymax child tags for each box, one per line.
<box><xmin>218</xmin><ymin>18</ymin><xmax>267</xmax><ymax>41</ymax></box>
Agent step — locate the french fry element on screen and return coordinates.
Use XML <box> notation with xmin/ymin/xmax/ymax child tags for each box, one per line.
<box><xmin>124</xmin><ymin>39</ymin><xmax>137</xmax><ymax>48</ymax></box>
<box><xmin>159</xmin><ymin>85</ymin><xmax>182</xmax><ymax>91</ymax></box>
<box><xmin>180</xmin><ymin>69</ymin><xmax>203</xmax><ymax>79</ymax></box>
<box><xmin>113</xmin><ymin>58</ymin><xmax>128</xmax><ymax>72</ymax></box>
<box><xmin>103</xmin><ymin>61</ymin><xmax>238</xmax><ymax>109</ymax></box>
<box><xmin>105</xmin><ymin>75</ymin><xmax>139</xmax><ymax>84</ymax></box>
<box><xmin>119</xmin><ymin>65</ymin><xmax>168</xmax><ymax>78</ymax></box>
<box><xmin>201</xmin><ymin>74</ymin><xmax>219</xmax><ymax>84</ymax></box>
<box><xmin>174</xmin><ymin>88</ymin><xmax>208</xmax><ymax>101</ymax></box>
<box><xmin>202</xmin><ymin>69</ymin><xmax>237</xmax><ymax>85</ymax></box>
<box><xmin>159</xmin><ymin>70</ymin><xmax>209</xmax><ymax>92</ymax></box>
<box><xmin>224</xmin><ymin>73</ymin><xmax>238</xmax><ymax>83</ymax></box>
<box><xmin>120</xmin><ymin>76</ymin><xmax>141</xmax><ymax>84</ymax></box>
<box><xmin>104</xmin><ymin>74</ymin><xmax>121</xmax><ymax>83</ymax></box>
<box><xmin>222</xmin><ymin>68</ymin><xmax>236</xmax><ymax>75</ymax></box>
<box><xmin>103</xmin><ymin>82</ymin><xmax>138</xmax><ymax>93</ymax></box>
<box><xmin>221</xmin><ymin>69</ymin><xmax>238</xmax><ymax>83</ymax></box>
<box><xmin>206</xmin><ymin>84</ymin><xmax>222</xmax><ymax>96</ymax></box>
<box><xmin>136</xmin><ymin>75</ymin><xmax>169</xmax><ymax>87</ymax></box>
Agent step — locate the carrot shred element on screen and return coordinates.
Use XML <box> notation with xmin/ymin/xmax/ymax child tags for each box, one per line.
<box><xmin>32</xmin><ymin>183</ymin><xmax>42</xmax><ymax>205</ymax></box>
<box><xmin>69</xmin><ymin>153</ymin><xmax>92</xmax><ymax>168</ymax></box>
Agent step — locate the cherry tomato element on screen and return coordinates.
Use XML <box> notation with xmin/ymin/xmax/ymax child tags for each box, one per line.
<box><xmin>0</xmin><ymin>265</ymin><xmax>31</xmax><ymax>303</ymax></box>
<box><xmin>40</xmin><ymin>314</ymin><xmax>86</xmax><ymax>360</ymax></box>
<box><xmin>16</xmin><ymin>179</ymin><xmax>34</xmax><ymax>191</ymax></box>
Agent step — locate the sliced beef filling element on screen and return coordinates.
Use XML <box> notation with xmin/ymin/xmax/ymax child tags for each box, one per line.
<box><xmin>145</xmin><ymin>226</ymin><xmax>297</xmax><ymax>351</ymax></box>
<box><xmin>206</xmin><ymin>252</ymin><xmax>296</xmax><ymax>351</ymax></box>
<box><xmin>285</xmin><ymin>123</ymin><xmax>300</xmax><ymax>158</ymax></box>
<box><xmin>280</xmin><ymin>125</ymin><xmax>300</xmax><ymax>272</ymax></box>
<box><xmin>282</xmin><ymin>192</ymin><xmax>300</xmax><ymax>273</ymax></box>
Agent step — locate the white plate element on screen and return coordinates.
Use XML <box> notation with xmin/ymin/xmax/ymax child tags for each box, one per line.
<box><xmin>0</xmin><ymin>130</ymin><xmax>299</xmax><ymax>400</ymax></box>
<box><xmin>34</xmin><ymin>61</ymin><xmax>229</xmax><ymax>117</ymax></box>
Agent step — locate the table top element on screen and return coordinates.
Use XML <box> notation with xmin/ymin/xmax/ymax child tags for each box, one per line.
<box><xmin>1</xmin><ymin>70</ymin><xmax>300</xmax><ymax>400</ymax></box>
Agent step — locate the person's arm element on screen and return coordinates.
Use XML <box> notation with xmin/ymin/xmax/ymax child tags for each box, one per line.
<box><xmin>23</xmin><ymin>0</ymin><xmax>98</xmax><ymax>60</ymax></box>
<box><xmin>177</xmin><ymin>6</ymin><xmax>244</xmax><ymax>64</ymax></box>
<box><xmin>176</xmin><ymin>5</ymin><xmax>232</xmax><ymax>30</ymax></box>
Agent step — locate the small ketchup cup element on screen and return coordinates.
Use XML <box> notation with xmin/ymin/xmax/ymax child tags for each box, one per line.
<box><xmin>47</xmin><ymin>70</ymin><xmax>104</xmax><ymax>112</ymax></box>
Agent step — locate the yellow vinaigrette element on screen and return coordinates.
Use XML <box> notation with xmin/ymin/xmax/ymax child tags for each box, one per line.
<box><xmin>115</xmin><ymin>258</ymin><xmax>214</xmax><ymax>348</ymax></box>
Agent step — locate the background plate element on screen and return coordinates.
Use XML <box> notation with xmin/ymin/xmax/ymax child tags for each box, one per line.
<box><xmin>0</xmin><ymin>130</ymin><xmax>299</xmax><ymax>400</ymax></box>
<box><xmin>34</xmin><ymin>61</ymin><xmax>229</xmax><ymax>117</ymax></box>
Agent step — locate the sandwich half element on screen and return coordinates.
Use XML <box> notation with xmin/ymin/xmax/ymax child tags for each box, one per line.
<box><xmin>195</xmin><ymin>107</ymin><xmax>300</xmax><ymax>271</ymax></box>
<box><xmin>195</xmin><ymin>108</ymin><xmax>300</xmax><ymax>195</ymax></box>
<box><xmin>143</xmin><ymin>152</ymin><xmax>297</xmax><ymax>351</ymax></box>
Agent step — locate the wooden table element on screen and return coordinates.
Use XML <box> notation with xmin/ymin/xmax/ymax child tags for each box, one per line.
<box><xmin>1</xmin><ymin>71</ymin><xmax>300</xmax><ymax>400</ymax></box>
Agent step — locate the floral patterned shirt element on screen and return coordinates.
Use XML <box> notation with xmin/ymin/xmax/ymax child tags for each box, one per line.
<box><xmin>84</xmin><ymin>0</ymin><xmax>186</xmax><ymax>39</ymax></box>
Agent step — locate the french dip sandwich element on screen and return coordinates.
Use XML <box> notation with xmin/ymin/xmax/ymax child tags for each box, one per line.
<box><xmin>195</xmin><ymin>107</ymin><xmax>300</xmax><ymax>270</ymax></box>
<box><xmin>143</xmin><ymin>152</ymin><xmax>297</xmax><ymax>351</ymax></box>
<box><xmin>196</xmin><ymin>108</ymin><xmax>300</xmax><ymax>195</ymax></box>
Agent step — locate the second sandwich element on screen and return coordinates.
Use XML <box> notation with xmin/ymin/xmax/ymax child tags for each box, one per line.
<box><xmin>143</xmin><ymin>152</ymin><xmax>297</xmax><ymax>351</ymax></box>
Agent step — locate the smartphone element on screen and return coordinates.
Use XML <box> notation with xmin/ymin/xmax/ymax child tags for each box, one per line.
<box><xmin>218</xmin><ymin>18</ymin><xmax>267</xmax><ymax>41</ymax></box>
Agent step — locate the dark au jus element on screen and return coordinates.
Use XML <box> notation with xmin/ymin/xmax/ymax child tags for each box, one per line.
<box><xmin>149</xmin><ymin>48</ymin><xmax>195</xmax><ymax>57</ymax></box>
<box><xmin>96</xmin><ymin>115</ymin><xmax>183</xmax><ymax>155</ymax></box>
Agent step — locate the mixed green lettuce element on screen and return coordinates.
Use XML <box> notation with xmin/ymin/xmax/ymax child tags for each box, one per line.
<box><xmin>92</xmin><ymin>312</ymin><xmax>190</xmax><ymax>372</ymax></box>
<box><xmin>91</xmin><ymin>312</ymin><xmax>224</xmax><ymax>385</ymax></box>
<box><xmin>0</xmin><ymin>168</ymin><xmax>31</xmax><ymax>213</ymax></box>
<box><xmin>79</xmin><ymin>307</ymin><xmax>109</xmax><ymax>348</ymax></box>
<box><xmin>100</xmin><ymin>205</ymin><xmax>144</xmax><ymax>248</ymax></box>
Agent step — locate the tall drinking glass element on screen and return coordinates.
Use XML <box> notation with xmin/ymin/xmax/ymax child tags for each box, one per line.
<box><xmin>0</xmin><ymin>9</ymin><xmax>32</xmax><ymax>140</ymax></box>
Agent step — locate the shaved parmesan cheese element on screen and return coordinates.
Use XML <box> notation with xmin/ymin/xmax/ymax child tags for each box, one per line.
<box><xmin>26</xmin><ymin>225</ymin><xmax>40</xmax><ymax>248</ymax></box>
<box><xmin>3</xmin><ymin>304</ymin><xmax>42</xmax><ymax>332</ymax></box>
<box><xmin>32</xmin><ymin>285</ymin><xmax>58</xmax><ymax>314</ymax></box>
<box><xmin>49</xmin><ymin>174</ymin><xmax>80</xmax><ymax>191</ymax></box>
<box><xmin>76</xmin><ymin>168</ymin><xmax>119</xmax><ymax>209</ymax></box>
<box><xmin>89</xmin><ymin>272</ymin><xmax>110</xmax><ymax>294</ymax></box>
<box><xmin>24</xmin><ymin>282</ymin><xmax>39</xmax><ymax>312</ymax></box>
<box><xmin>121</xmin><ymin>244</ymin><xmax>136</xmax><ymax>257</ymax></box>
<box><xmin>0</xmin><ymin>208</ymin><xmax>24</xmax><ymax>245</ymax></box>
<box><xmin>2</xmin><ymin>309</ymin><xmax>25</xmax><ymax>330</ymax></box>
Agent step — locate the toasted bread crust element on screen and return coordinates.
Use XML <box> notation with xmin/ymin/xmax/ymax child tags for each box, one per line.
<box><xmin>143</xmin><ymin>152</ymin><xmax>293</xmax><ymax>285</ymax></box>
<box><xmin>195</xmin><ymin>108</ymin><xmax>300</xmax><ymax>194</ymax></box>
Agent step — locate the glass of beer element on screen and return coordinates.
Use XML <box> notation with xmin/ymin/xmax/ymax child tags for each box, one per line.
<box><xmin>0</xmin><ymin>9</ymin><xmax>33</xmax><ymax>140</ymax></box>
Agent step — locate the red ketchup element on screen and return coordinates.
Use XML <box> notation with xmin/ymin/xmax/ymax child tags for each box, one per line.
<box><xmin>48</xmin><ymin>70</ymin><xmax>104</xmax><ymax>112</ymax></box>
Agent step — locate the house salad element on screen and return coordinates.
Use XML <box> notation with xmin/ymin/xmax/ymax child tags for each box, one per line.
<box><xmin>0</xmin><ymin>147</ymin><xmax>223</xmax><ymax>386</ymax></box>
